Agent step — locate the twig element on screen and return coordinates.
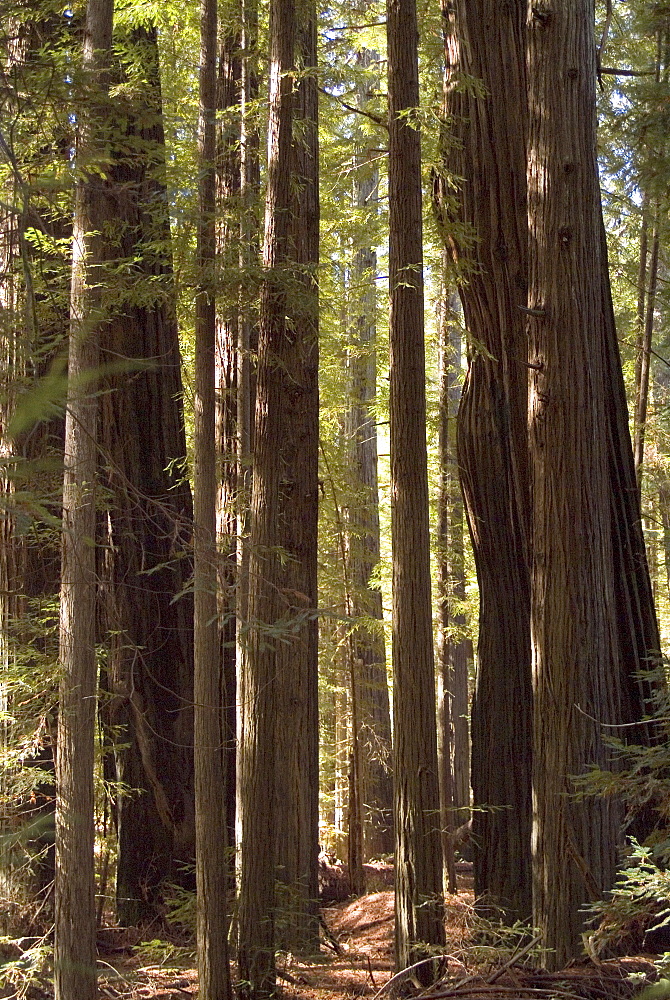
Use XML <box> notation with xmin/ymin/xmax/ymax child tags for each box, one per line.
<box><xmin>600</xmin><ymin>67</ymin><xmax>656</xmax><ymax>76</ymax></box>
<box><xmin>372</xmin><ymin>956</ymin><xmax>448</xmax><ymax>999</ymax></box>
<box><xmin>367</xmin><ymin>954</ymin><xmax>377</xmax><ymax>989</ymax></box>
<box><xmin>486</xmin><ymin>934</ymin><xmax>543</xmax><ymax>984</ymax></box>
<box><xmin>318</xmin><ymin>86</ymin><xmax>388</xmax><ymax>128</ymax></box>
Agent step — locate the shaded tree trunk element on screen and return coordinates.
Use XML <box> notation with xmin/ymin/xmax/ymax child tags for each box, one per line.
<box><xmin>438</xmin><ymin>0</ymin><xmax>664</xmax><ymax>960</ymax></box>
<box><xmin>272</xmin><ymin>0</ymin><xmax>320</xmax><ymax>952</ymax></box>
<box><xmin>0</xmin><ymin>10</ymin><xmax>68</xmax><ymax>926</ymax></box>
<box><xmin>55</xmin><ymin>2</ymin><xmax>113</xmax><ymax>997</ymax></box>
<box><xmin>437</xmin><ymin>0</ymin><xmax>532</xmax><ymax>923</ymax></box>
<box><xmin>387</xmin><ymin>0</ymin><xmax>445</xmax><ymax>972</ymax></box>
<box><xmin>229</xmin><ymin>0</ymin><xmax>260</xmax><ymax>867</ymax></box>
<box><xmin>98</xmin><ymin>24</ymin><xmax>196</xmax><ymax>928</ymax></box>
<box><xmin>237</xmin><ymin>0</ymin><xmax>295</xmax><ymax>990</ymax></box>
<box><xmin>193</xmin><ymin>0</ymin><xmax>232</xmax><ymax>992</ymax></box>
<box><xmin>436</xmin><ymin>281</ymin><xmax>468</xmax><ymax>894</ymax></box>
<box><xmin>215</xmin><ymin>22</ymin><xmax>243</xmax><ymax>893</ymax></box>
<box><xmin>634</xmin><ymin>207</ymin><xmax>660</xmax><ymax>485</ymax></box>
<box><xmin>527</xmin><ymin>0</ymin><xmax>623</xmax><ymax>967</ymax></box>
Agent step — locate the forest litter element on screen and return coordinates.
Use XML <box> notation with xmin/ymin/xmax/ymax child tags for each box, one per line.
<box><xmin>1</xmin><ymin>863</ymin><xmax>664</xmax><ymax>1000</ymax></box>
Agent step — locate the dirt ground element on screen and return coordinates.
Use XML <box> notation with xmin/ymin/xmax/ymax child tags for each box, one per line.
<box><xmin>3</xmin><ymin>863</ymin><xmax>661</xmax><ymax>1000</ymax></box>
<box><xmin>96</xmin><ymin>862</ymin><xmax>472</xmax><ymax>1000</ymax></box>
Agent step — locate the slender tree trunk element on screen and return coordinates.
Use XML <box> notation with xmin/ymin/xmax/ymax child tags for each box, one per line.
<box><xmin>193</xmin><ymin>0</ymin><xmax>232</xmax><ymax>994</ymax></box>
<box><xmin>634</xmin><ymin>32</ymin><xmax>663</xmax><ymax>488</ymax></box>
<box><xmin>238</xmin><ymin>0</ymin><xmax>295</xmax><ymax>990</ymax></box>
<box><xmin>599</xmin><ymin>218</ymin><xmax>662</xmax><ymax>811</ymax></box>
<box><xmin>437</xmin><ymin>0</ymin><xmax>532</xmax><ymax>922</ymax></box>
<box><xmin>216</xmin><ymin>22</ymin><xmax>243</xmax><ymax>891</ymax></box>
<box><xmin>387</xmin><ymin>0</ymin><xmax>445</xmax><ymax>972</ymax></box>
<box><xmin>235</xmin><ymin>0</ymin><xmax>260</xmax><ymax>862</ymax></box>
<box><xmin>55</xmin><ymin>2</ymin><xmax>113</xmax><ymax>997</ymax></box>
<box><xmin>436</xmin><ymin>280</ymin><xmax>468</xmax><ymax>894</ymax></box>
<box><xmin>634</xmin><ymin>210</ymin><xmax>660</xmax><ymax>484</ymax></box>
<box><xmin>347</xmin><ymin>47</ymin><xmax>393</xmax><ymax>864</ymax></box>
<box><xmin>527</xmin><ymin>0</ymin><xmax>622</xmax><ymax>967</ymax></box>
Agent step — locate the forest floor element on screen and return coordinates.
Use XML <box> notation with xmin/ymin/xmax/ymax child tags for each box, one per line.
<box><xmin>3</xmin><ymin>862</ymin><xmax>662</xmax><ymax>1000</ymax></box>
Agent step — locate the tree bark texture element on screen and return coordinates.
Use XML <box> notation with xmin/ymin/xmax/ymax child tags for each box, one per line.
<box><xmin>0</xmin><ymin>12</ymin><xmax>67</xmax><ymax>925</ymax></box>
<box><xmin>235</xmin><ymin>0</ymin><xmax>260</xmax><ymax>863</ymax></box>
<box><xmin>440</xmin><ymin>0</ymin><xmax>663</xmax><ymax>961</ymax></box>
<box><xmin>634</xmin><ymin>209</ymin><xmax>659</xmax><ymax>484</ymax></box>
<box><xmin>272</xmin><ymin>0</ymin><xmax>321</xmax><ymax>954</ymax></box>
<box><xmin>347</xmin><ymin>47</ymin><xmax>394</xmax><ymax>864</ymax></box>
<box><xmin>97</xmin><ymin>25</ymin><xmax>196</xmax><ymax>927</ymax></box>
<box><xmin>438</xmin><ymin>0</ymin><xmax>532</xmax><ymax>922</ymax></box>
<box><xmin>55</xmin><ymin>2</ymin><xmax>113</xmax><ymax>997</ymax></box>
<box><xmin>527</xmin><ymin>0</ymin><xmax>622</xmax><ymax>966</ymax></box>
<box><xmin>388</xmin><ymin>0</ymin><xmax>445</xmax><ymax>972</ymax></box>
<box><xmin>193</xmin><ymin>0</ymin><xmax>232</xmax><ymax>994</ymax></box>
<box><xmin>215</xmin><ymin>22</ymin><xmax>243</xmax><ymax>892</ymax></box>
<box><xmin>238</xmin><ymin>0</ymin><xmax>295</xmax><ymax>991</ymax></box>
<box><xmin>436</xmin><ymin>283</ymin><xmax>468</xmax><ymax>895</ymax></box>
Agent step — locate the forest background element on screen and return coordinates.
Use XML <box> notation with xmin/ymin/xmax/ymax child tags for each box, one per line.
<box><xmin>3</xmin><ymin>0</ymin><xmax>670</xmax><ymax>999</ymax></box>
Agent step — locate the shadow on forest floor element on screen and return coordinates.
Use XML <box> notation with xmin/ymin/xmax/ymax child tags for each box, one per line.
<box><xmin>2</xmin><ymin>863</ymin><xmax>663</xmax><ymax>1000</ymax></box>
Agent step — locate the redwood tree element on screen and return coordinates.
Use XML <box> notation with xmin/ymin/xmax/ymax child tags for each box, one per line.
<box><xmin>55</xmin><ymin>1</ymin><xmax>113</xmax><ymax>997</ymax></box>
<box><xmin>273</xmin><ymin>0</ymin><xmax>321</xmax><ymax>952</ymax></box>
<box><xmin>388</xmin><ymin>0</ymin><xmax>445</xmax><ymax>971</ymax></box>
<box><xmin>439</xmin><ymin>0</ymin><xmax>663</xmax><ymax>963</ymax></box>
<box><xmin>347</xmin><ymin>47</ymin><xmax>393</xmax><ymax>864</ymax></box>
<box><xmin>98</xmin><ymin>24</ymin><xmax>196</xmax><ymax>927</ymax></box>
<box><xmin>237</xmin><ymin>0</ymin><xmax>295</xmax><ymax>990</ymax></box>
<box><xmin>437</xmin><ymin>0</ymin><xmax>533</xmax><ymax>922</ymax></box>
<box><xmin>193</xmin><ymin>0</ymin><xmax>232</xmax><ymax>992</ymax></box>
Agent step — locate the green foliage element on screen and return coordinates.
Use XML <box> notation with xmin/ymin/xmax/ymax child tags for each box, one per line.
<box><xmin>0</xmin><ymin>935</ymin><xmax>51</xmax><ymax>999</ymax></box>
<box><xmin>584</xmin><ymin>839</ymin><xmax>670</xmax><ymax>960</ymax></box>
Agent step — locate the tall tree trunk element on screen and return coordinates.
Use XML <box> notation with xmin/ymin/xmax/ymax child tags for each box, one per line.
<box><xmin>527</xmin><ymin>0</ymin><xmax>622</xmax><ymax>967</ymax></box>
<box><xmin>0</xmin><ymin>10</ymin><xmax>67</xmax><ymax>926</ymax></box>
<box><xmin>387</xmin><ymin>0</ymin><xmax>445</xmax><ymax>972</ymax></box>
<box><xmin>438</xmin><ymin>0</ymin><xmax>663</xmax><ymax>956</ymax></box>
<box><xmin>235</xmin><ymin>0</ymin><xmax>260</xmax><ymax>863</ymax></box>
<box><xmin>272</xmin><ymin>0</ymin><xmax>320</xmax><ymax>952</ymax></box>
<box><xmin>437</xmin><ymin>0</ymin><xmax>532</xmax><ymax>922</ymax></box>
<box><xmin>55</xmin><ymin>2</ymin><xmax>113</xmax><ymax>997</ymax></box>
<box><xmin>347</xmin><ymin>47</ymin><xmax>393</xmax><ymax>864</ymax></box>
<box><xmin>215</xmin><ymin>22</ymin><xmax>243</xmax><ymax>894</ymax></box>
<box><xmin>436</xmin><ymin>280</ymin><xmax>468</xmax><ymax>894</ymax></box>
<box><xmin>238</xmin><ymin>0</ymin><xmax>295</xmax><ymax>990</ymax></box>
<box><xmin>193</xmin><ymin>0</ymin><xmax>232</xmax><ymax>994</ymax></box>
<box><xmin>634</xmin><ymin>208</ymin><xmax>660</xmax><ymax>485</ymax></box>
<box><xmin>98</xmin><ymin>24</ymin><xmax>196</xmax><ymax>927</ymax></box>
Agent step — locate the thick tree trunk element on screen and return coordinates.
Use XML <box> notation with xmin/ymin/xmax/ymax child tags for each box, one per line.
<box><xmin>437</xmin><ymin>0</ymin><xmax>532</xmax><ymax>922</ymax></box>
<box><xmin>55</xmin><ymin>3</ymin><xmax>113</xmax><ymax>997</ymax></box>
<box><xmin>388</xmin><ymin>0</ymin><xmax>445</xmax><ymax>972</ymax></box>
<box><xmin>237</xmin><ymin>0</ymin><xmax>295</xmax><ymax>990</ymax></box>
<box><xmin>527</xmin><ymin>0</ymin><xmax>622</xmax><ymax>967</ymax></box>
<box><xmin>271</xmin><ymin>0</ymin><xmax>320</xmax><ymax>953</ymax></box>
<box><xmin>439</xmin><ymin>0</ymin><xmax>663</xmax><ymax>958</ymax></box>
<box><xmin>98</xmin><ymin>25</ymin><xmax>196</xmax><ymax>927</ymax></box>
